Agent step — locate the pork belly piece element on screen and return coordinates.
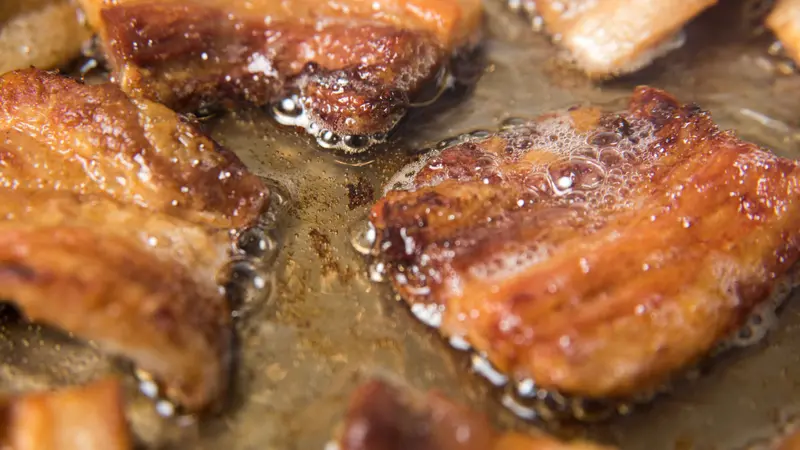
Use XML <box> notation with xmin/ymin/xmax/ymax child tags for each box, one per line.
<box><xmin>0</xmin><ymin>190</ymin><xmax>233</xmax><ymax>412</ymax></box>
<box><xmin>511</xmin><ymin>0</ymin><xmax>716</xmax><ymax>78</ymax></box>
<box><xmin>0</xmin><ymin>69</ymin><xmax>270</xmax><ymax>412</ymax></box>
<box><xmin>1</xmin><ymin>379</ymin><xmax>131</xmax><ymax>450</ymax></box>
<box><xmin>74</xmin><ymin>0</ymin><xmax>483</xmax><ymax>152</ymax></box>
<box><xmin>0</xmin><ymin>69</ymin><xmax>268</xmax><ymax>229</ymax></box>
<box><xmin>369</xmin><ymin>86</ymin><xmax>800</xmax><ymax>402</ymax></box>
<box><xmin>768</xmin><ymin>0</ymin><xmax>800</xmax><ymax>66</ymax></box>
<box><xmin>0</xmin><ymin>0</ymin><xmax>91</xmax><ymax>73</ymax></box>
<box><xmin>333</xmin><ymin>380</ymin><xmax>613</xmax><ymax>450</ymax></box>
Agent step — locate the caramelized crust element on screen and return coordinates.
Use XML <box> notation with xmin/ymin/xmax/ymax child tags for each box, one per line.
<box><xmin>522</xmin><ymin>0</ymin><xmax>716</xmax><ymax>77</ymax></box>
<box><xmin>0</xmin><ymin>189</ymin><xmax>232</xmax><ymax>411</ymax></box>
<box><xmin>337</xmin><ymin>380</ymin><xmax>613</xmax><ymax>450</ymax></box>
<box><xmin>0</xmin><ymin>69</ymin><xmax>269</xmax><ymax>411</ymax></box>
<box><xmin>767</xmin><ymin>0</ymin><xmax>800</xmax><ymax>65</ymax></box>
<box><xmin>0</xmin><ymin>69</ymin><xmax>267</xmax><ymax>229</ymax></box>
<box><xmin>74</xmin><ymin>0</ymin><xmax>482</xmax><ymax>142</ymax></box>
<box><xmin>370</xmin><ymin>87</ymin><xmax>800</xmax><ymax>399</ymax></box>
<box><xmin>0</xmin><ymin>0</ymin><xmax>91</xmax><ymax>73</ymax></box>
<box><xmin>1</xmin><ymin>379</ymin><xmax>131</xmax><ymax>450</ymax></box>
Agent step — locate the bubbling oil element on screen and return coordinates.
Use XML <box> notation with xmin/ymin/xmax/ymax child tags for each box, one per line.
<box><xmin>271</xmin><ymin>64</ymin><xmax>457</xmax><ymax>154</ymax></box>
<box><xmin>271</xmin><ymin>94</ymin><xmax>388</xmax><ymax>154</ymax></box>
<box><xmin>716</xmin><ymin>269</ymin><xmax>798</xmax><ymax>352</ymax></box>
<box><xmin>225</xmin><ymin>183</ymin><xmax>286</xmax><ymax>317</ymax></box>
<box><xmin>354</xmin><ymin>111</ymin><xmax>798</xmax><ymax>422</ymax></box>
<box><xmin>133</xmin><ymin>368</ymin><xmax>187</xmax><ymax>420</ymax></box>
<box><xmin>134</xmin><ymin>182</ymin><xmax>286</xmax><ymax>418</ymax></box>
<box><xmin>384</xmin><ymin>112</ymin><xmax>659</xmax><ymax>219</ymax></box>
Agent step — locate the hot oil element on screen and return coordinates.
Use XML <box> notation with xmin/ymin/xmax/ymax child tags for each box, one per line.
<box><xmin>3</xmin><ymin>1</ymin><xmax>800</xmax><ymax>450</ymax></box>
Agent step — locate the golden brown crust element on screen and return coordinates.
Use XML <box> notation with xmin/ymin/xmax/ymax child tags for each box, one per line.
<box><xmin>1</xmin><ymin>379</ymin><xmax>131</xmax><ymax>450</ymax></box>
<box><xmin>0</xmin><ymin>68</ymin><xmax>269</xmax><ymax>412</ymax></box>
<box><xmin>0</xmin><ymin>69</ymin><xmax>268</xmax><ymax>230</ymax></box>
<box><xmin>0</xmin><ymin>189</ymin><xmax>232</xmax><ymax>411</ymax></box>
<box><xmin>338</xmin><ymin>380</ymin><xmax>613</xmax><ymax>450</ymax></box>
<box><xmin>370</xmin><ymin>87</ymin><xmax>800</xmax><ymax>399</ymax></box>
<box><xmin>74</xmin><ymin>0</ymin><xmax>482</xmax><ymax>142</ymax></box>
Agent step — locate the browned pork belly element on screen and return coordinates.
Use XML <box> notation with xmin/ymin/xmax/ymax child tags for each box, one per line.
<box><xmin>0</xmin><ymin>69</ymin><xmax>271</xmax><ymax>412</ymax></box>
<box><xmin>0</xmin><ymin>69</ymin><xmax>267</xmax><ymax>230</ymax></box>
<box><xmin>369</xmin><ymin>86</ymin><xmax>800</xmax><ymax>401</ymax></box>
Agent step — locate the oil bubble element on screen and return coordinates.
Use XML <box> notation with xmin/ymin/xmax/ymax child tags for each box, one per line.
<box><xmin>588</xmin><ymin>131</ymin><xmax>621</xmax><ymax>146</ymax></box>
<box><xmin>223</xmin><ymin>259</ymin><xmax>273</xmax><ymax>313</ymax></box>
<box><xmin>237</xmin><ymin>227</ymin><xmax>279</xmax><ymax>264</ymax></box>
<box><xmin>350</xmin><ymin>220</ymin><xmax>377</xmax><ymax>256</ymax></box>
<box><xmin>548</xmin><ymin>158</ymin><xmax>606</xmax><ymax>191</ymax></box>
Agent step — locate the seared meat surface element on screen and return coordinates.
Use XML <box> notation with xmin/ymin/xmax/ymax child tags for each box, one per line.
<box><xmin>511</xmin><ymin>0</ymin><xmax>716</xmax><ymax>78</ymax></box>
<box><xmin>335</xmin><ymin>380</ymin><xmax>613</xmax><ymax>450</ymax></box>
<box><xmin>0</xmin><ymin>69</ymin><xmax>270</xmax><ymax>412</ymax></box>
<box><xmin>0</xmin><ymin>379</ymin><xmax>131</xmax><ymax>450</ymax></box>
<box><xmin>75</xmin><ymin>0</ymin><xmax>483</xmax><ymax>152</ymax></box>
<box><xmin>0</xmin><ymin>0</ymin><xmax>90</xmax><ymax>73</ymax></box>
<box><xmin>0</xmin><ymin>190</ymin><xmax>233</xmax><ymax>412</ymax></box>
<box><xmin>768</xmin><ymin>0</ymin><xmax>800</xmax><ymax>66</ymax></box>
<box><xmin>370</xmin><ymin>87</ymin><xmax>800</xmax><ymax>400</ymax></box>
<box><xmin>0</xmin><ymin>69</ymin><xmax>267</xmax><ymax>230</ymax></box>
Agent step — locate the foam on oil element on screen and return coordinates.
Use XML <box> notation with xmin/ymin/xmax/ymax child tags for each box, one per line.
<box><xmin>271</xmin><ymin>66</ymin><xmax>454</xmax><ymax>154</ymax></box>
<box><xmin>135</xmin><ymin>183</ymin><xmax>286</xmax><ymax>419</ymax></box>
